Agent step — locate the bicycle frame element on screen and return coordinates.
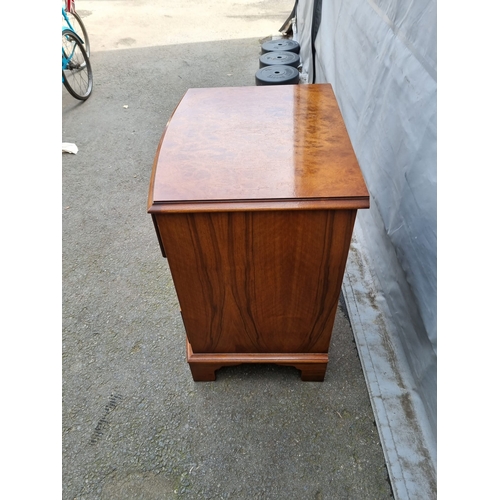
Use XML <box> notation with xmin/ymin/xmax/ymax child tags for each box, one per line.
<box><xmin>62</xmin><ymin>9</ymin><xmax>84</xmax><ymax>44</ymax></box>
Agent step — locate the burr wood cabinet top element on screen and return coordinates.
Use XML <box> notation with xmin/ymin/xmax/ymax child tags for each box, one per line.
<box><xmin>148</xmin><ymin>84</ymin><xmax>369</xmax><ymax>213</ymax></box>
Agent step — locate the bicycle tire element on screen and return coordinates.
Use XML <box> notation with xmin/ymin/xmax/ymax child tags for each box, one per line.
<box><xmin>62</xmin><ymin>29</ymin><xmax>93</xmax><ymax>101</ymax></box>
<box><xmin>66</xmin><ymin>10</ymin><xmax>90</xmax><ymax>57</ymax></box>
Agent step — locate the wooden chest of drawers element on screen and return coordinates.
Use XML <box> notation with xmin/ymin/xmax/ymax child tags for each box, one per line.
<box><xmin>148</xmin><ymin>84</ymin><xmax>369</xmax><ymax>381</ymax></box>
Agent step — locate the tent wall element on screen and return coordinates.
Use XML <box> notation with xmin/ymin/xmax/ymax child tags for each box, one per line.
<box><xmin>293</xmin><ymin>0</ymin><xmax>437</xmax><ymax>489</ymax></box>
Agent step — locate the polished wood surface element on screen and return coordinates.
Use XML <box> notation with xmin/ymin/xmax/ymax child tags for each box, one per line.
<box><xmin>148</xmin><ymin>84</ymin><xmax>369</xmax><ymax>212</ymax></box>
<box><xmin>148</xmin><ymin>84</ymin><xmax>369</xmax><ymax>381</ymax></box>
<box><xmin>156</xmin><ymin>210</ymin><xmax>355</xmax><ymax>354</ymax></box>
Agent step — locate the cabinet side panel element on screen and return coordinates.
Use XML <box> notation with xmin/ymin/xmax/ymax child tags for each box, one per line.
<box><xmin>155</xmin><ymin>210</ymin><xmax>356</xmax><ymax>353</ymax></box>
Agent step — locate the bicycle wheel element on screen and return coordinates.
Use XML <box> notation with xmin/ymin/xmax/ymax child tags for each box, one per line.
<box><xmin>62</xmin><ymin>29</ymin><xmax>93</xmax><ymax>101</ymax></box>
<box><xmin>65</xmin><ymin>10</ymin><xmax>90</xmax><ymax>57</ymax></box>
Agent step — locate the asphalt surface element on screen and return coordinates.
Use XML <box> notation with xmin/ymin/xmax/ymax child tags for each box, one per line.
<box><xmin>62</xmin><ymin>1</ymin><xmax>393</xmax><ymax>498</ymax></box>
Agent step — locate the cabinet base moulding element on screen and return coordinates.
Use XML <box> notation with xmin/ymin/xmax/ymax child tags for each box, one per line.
<box><xmin>186</xmin><ymin>338</ymin><xmax>328</xmax><ymax>382</ymax></box>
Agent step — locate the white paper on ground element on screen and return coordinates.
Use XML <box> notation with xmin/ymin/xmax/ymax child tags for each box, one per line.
<box><xmin>62</xmin><ymin>143</ymin><xmax>78</xmax><ymax>154</ymax></box>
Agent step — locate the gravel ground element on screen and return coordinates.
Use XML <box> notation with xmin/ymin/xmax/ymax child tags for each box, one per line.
<box><xmin>62</xmin><ymin>1</ymin><xmax>393</xmax><ymax>498</ymax></box>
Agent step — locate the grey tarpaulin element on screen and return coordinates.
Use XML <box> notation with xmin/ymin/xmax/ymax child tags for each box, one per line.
<box><xmin>291</xmin><ymin>0</ymin><xmax>437</xmax><ymax>498</ymax></box>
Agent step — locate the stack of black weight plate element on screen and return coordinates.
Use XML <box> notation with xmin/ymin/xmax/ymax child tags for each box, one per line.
<box><xmin>255</xmin><ymin>39</ymin><xmax>301</xmax><ymax>86</ymax></box>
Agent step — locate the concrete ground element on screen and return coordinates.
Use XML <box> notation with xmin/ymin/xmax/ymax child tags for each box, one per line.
<box><xmin>62</xmin><ymin>1</ymin><xmax>393</xmax><ymax>498</ymax></box>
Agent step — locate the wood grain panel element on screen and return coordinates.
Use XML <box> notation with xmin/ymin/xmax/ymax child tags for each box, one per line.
<box><xmin>155</xmin><ymin>209</ymin><xmax>356</xmax><ymax>354</ymax></box>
